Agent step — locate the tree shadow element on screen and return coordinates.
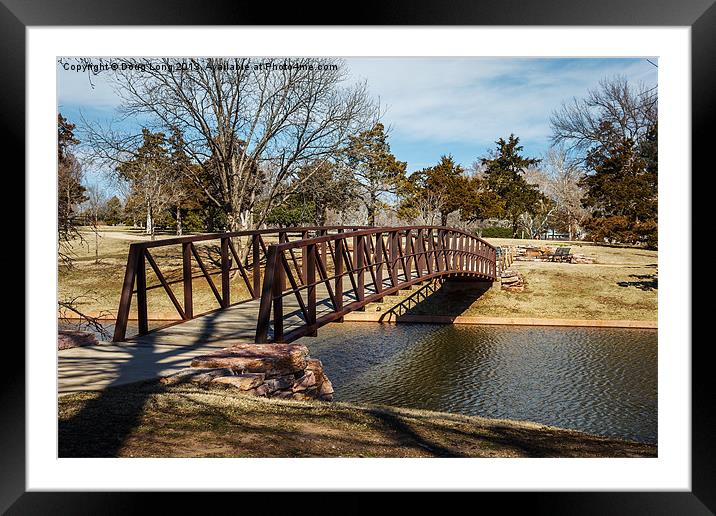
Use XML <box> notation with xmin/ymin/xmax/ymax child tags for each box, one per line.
<box><xmin>617</xmin><ymin>273</ymin><xmax>658</xmax><ymax>291</ymax></box>
<box><xmin>58</xmin><ymin>310</ymin><xmax>231</xmax><ymax>457</ymax></box>
<box><xmin>363</xmin><ymin>406</ymin><xmax>467</xmax><ymax>457</ymax></box>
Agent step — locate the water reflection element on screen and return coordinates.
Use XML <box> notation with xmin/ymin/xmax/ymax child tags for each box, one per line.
<box><xmin>307</xmin><ymin>323</ymin><xmax>657</xmax><ymax>443</ymax></box>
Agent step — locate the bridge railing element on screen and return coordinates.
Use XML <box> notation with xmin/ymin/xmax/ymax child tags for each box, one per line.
<box><xmin>255</xmin><ymin>226</ymin><xmax>496</xmax><ymax>343</ymax></box>
<box><xmin>112</xmin><ymin>225</ymin><xmax>369</xmax><ymax>342</ymax></box>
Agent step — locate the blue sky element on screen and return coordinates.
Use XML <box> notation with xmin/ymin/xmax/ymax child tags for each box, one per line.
<box><xmin>57</xmin><ymin>57</ymin><xmax>657</xmax><ymax>193</ymax></box>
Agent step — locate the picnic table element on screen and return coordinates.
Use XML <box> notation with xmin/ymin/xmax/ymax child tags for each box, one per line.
<box><xmin>549</xmin><ymin>247</ymin><xmax>572</xmax><ymax>262</ymax></box>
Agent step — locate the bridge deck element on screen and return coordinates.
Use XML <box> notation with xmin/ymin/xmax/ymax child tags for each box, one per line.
<box><xmin>129</xmin><ymin>270</ymin><xmax>424</xmax><ymax>348</ymax></box>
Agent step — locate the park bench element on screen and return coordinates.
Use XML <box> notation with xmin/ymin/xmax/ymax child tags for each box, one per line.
<box><xmin>549</xmin><ymin>247</ymin><xmax>572</xmax><ymax>262</ymax></box>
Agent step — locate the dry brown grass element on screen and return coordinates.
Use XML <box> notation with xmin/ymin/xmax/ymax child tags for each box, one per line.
<box><xmin>58</xmin><ymin>381</ymin><xmax>656</xmax><ymax>458</ymax></box>
<box><xmin>366</xmin><ymin>238</ymin><xmax>657</xmax><ymax>321</ymax></box>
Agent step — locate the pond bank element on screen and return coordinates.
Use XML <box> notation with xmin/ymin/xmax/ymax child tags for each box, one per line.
<box><xmin>343</xmin><ymin>312</ymin><xmax>657</xmax><ymax>328</ymax></box>
<box><xmin>58</xmin><ymin>381</ymin><xmax>656</xmax><ymax>458</ymax></box>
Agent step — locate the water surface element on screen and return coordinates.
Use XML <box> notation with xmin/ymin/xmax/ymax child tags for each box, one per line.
<box><xmin>307</xmin><ymin>323</ymin><xmax>657</xmax><ymax>443</ymax></box>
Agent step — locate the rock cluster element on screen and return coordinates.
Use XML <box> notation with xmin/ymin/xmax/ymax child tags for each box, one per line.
<box><xmin>160</xmin><ymin>343</ymin><xmax>334</xmax><ymax>401</ymax></box>
<box><xmin>500</xmin><ymin>269</ymin><xmax>525</xmax><ymax>292</ymax></box>
<box><xmin>570</xmin><ymin>253</ymin><xmax>595</xmax><ymax>264</ymax></box>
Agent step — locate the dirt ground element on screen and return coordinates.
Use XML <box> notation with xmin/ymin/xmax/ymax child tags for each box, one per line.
<box><xmin>58</xmin><ymin>381</ymin><xmax>656</xmax><ymax>458</ymax></box>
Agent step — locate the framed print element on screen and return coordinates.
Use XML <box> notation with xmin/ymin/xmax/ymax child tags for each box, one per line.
<box><xmin>6</xmin><ymin>0</ymin><xmax>710</xmax><ymax>512</ymax></box>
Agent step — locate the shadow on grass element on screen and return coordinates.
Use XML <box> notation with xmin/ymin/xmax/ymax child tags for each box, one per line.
<box><xmin>59</xmin><ymin>383</ymin><xmax>657</xmax><ymax>458</ymax></box>
<box><xmin>362</xmin><ymin>406</ymin><xmax>466</xmax><ymax>457</ymax></box>
<box><xmin>617</xmin><ymin>273</ymin><xmax>658</xmax><ymax>291</ymax></box>
<box><xmin>58</xmin><ymin>310</ymin><xmax>231</xmax><ymax>458</ymax></box>
<box><xmin>380</xmin><ymin>278</ymin><xmax>493</xmax><ymax>320</ymax></box>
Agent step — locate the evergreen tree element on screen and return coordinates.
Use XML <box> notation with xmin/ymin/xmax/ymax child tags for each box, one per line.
<box><xmin>399</xmin><ymin>155</ymin><xmax>500</xmax><ymax>226</ymax></box>
<box><xmin>480</xmin><ymin>134</ymin><xmax>544</xmax><ymax>236</ymax></box>
<box><xmin>57</xmin><ymin>113</ymin><xmax>86</xmax><ymax>264</ymax></box>
<box><xmin>102</xmin><ymin>196</ymin><xmax>124</xmax><ymax>225</ymax></box>
<box><xmin>581</xmin><ymin>122</ymin><xmax>658</xmax><ymax>247</ymax></box>
<box><xmin>345</xmin><ymin>123</ymin><xmax>407</xmax><ymax>226</ymax></box>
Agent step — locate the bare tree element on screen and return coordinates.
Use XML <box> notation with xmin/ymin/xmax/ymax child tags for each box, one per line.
<box><xmin>84</xmin><ymin>183</ymin><xmax>106</xmax><ymax>262</ymax></box>
<box><xmin>517</xmin><ymin>168</ymin><xmax>554</xmax><ymax>237</ymax></box>
<box><xmin>84</xmin><ymin>58</ymin><xmax>376</xmax><ymax>238</ymax></box>
<box><xmin>58</xmin><ymin>114</ymin><xmax>87</xmax><ymax>267</ymax></box>
<box><xmin>543</xmin><ymin>147</ymin><xmax>590</xmax><ymax>239</ymax></box>
<box><xmin>116</xmin><ymin>129</ymin><xmax>186</xmax><ymax>239</ymax></box>
<box><xmin>550</xmin><ymin>75</ymin><xmax>657</xmax><ymax>157</ymax></box>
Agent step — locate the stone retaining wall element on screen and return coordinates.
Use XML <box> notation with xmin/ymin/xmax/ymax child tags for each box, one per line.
<box><xmin>160</xmin><ymin>343</ymin><xmax>334</xmax><ymax>401</ymax></box>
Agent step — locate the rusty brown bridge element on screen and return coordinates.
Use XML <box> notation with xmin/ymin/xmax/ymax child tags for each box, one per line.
<box><xmin>113</xmin><ymin>226</ymin><xmax>497</xmax><ymax>346</ymax></box>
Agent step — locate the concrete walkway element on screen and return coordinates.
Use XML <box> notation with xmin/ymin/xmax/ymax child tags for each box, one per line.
<box><xmin>58</xmin><ymin>340</ymin><xmax>232</xmax><ymax>395</ymax></box>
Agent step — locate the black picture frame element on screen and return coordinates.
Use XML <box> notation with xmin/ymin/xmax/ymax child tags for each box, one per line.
<box><xmin>5</xmin><ymin>0</ymin><xmax>709</xmax><ymax>512</ymax></box>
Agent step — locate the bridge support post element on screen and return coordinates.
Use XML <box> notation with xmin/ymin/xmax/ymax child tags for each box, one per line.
<box><xmin>470</xmin><ymin>238</ymin><xmax>476</xmax><ymax>272</ymax></box>
<box><xmin>356</xmin><ymin>235</ymin><xmax>365</xmax><ymax>306</ymax></box>
<box><xmin>436</xmin><ymin>230</ymin><xmax>445</xmax><ymax>273</ymax></box>
<box><xmin>402</xmin><ymin>229</ymin><xmax>412</xmax><ymax>287</ymax></box>
<box><xmin>136</xmin><ymin>248</ymin><xmax>148</xmax><ymax>336</ymax></box>
<box><xmin>113</xmin><ymin>244</ymin><xmax>139</xmax><ymax>342</ymax></box>
<box><xmin>416</xmin><ymin>229</ymin><xmax>425</xmax><ymax>278</ymax></box>
<box><xmin>254</xmin><ymin>246</ymin><xmax>277</xmax><ymax>343</ymax></box>
<box><xmin>425</xmin><ymin>229</ymin><xmax>434</xmax><ymax>275</ymax></box>
<box><xmin>375</xmin><ymin>232</ymin><xmax>383</xmax><ymax>297</ymax></box>
<box><xmin>389</xmin><ymin>231</ymin><xmax>398</xmax><ymax>287</ymax></box>
<box><xmin>460</xmin><ymin>234</ymin><xmax>466</xmax><ymax>272</ymax></box>
<box><xmin>252</xmin><ymin>235</ymin><xmax>261</xmax><ymax>299</ymax></box>
<box><xmin>273</xmin><ymin>250</ymin><xmax>284</xmax><ymax>342</ymax></box>
<box><xmin>221</xmin><ymin>237</ymin><xmax>230</xmax><ymax>308</ymax></box>
<box><xmin>300</xmin><ymin>230</ymin><xmax>308</xmax><ymax>283</ymax></box>
<box><xmin>182</xmin><ymin>242</ymin><xmax>193</xmax><ymax>319</ymax></box>
<box><xmin>306</xmin><ymin>243</ymin><xmax>317</xmax><ymax>336</ymax></box>
<box><xmin>335</xmin><ymin>238</ymin><xmax>344</xmax><ymax>321</ymax></box>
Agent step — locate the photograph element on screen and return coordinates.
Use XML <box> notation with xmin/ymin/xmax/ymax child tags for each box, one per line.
<box><xmin>56</xmin><ymin>55</ymin><xmax>659</xmax><ymax>459</ymax></box>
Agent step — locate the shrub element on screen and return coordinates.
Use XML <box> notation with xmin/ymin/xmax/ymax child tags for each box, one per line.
<box><xmin>480</xmin><ymin>226</ymin><xmax>513</xmax><ymax>238</ymax></box>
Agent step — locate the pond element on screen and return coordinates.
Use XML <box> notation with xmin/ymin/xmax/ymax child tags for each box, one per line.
<box><xmin>60</xmin><ymin>318</ymin><xmax>657</xmax><ymax>443</ymax></box>
<box><xmin>306</xmin><ymin>323</ymin><xmax>657</xmax><ymax>443</ymax></box>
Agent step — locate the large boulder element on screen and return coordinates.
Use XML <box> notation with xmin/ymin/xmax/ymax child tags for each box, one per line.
<box><xmin>191</xmin><ymin>343</ymin><xmax>309</xmax><ymax>374</ymax></box>
<box><xmin>160</xmin><ymin>367</ymin><xmax>235</xmax><ymax>385</ymax></box>
<box><xmin>305</xmin><ymin>358</ymin><xmax>326</xmax><ymax>384</ymax></box>
<box><xmin>212</xmin><ymin>373</ymin><xmax>266</xmax><ymax>390</ymax></box>
<box><xmin>292</xmin><ymin>370</ymin><xmax>317</xmax><ymax>392</ymax></box>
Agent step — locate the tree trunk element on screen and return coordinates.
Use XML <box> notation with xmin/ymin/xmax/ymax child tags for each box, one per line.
<box><xmin>94</xmin><ymin>214</ymin><xmax>99</xmax><ymax>264</ymax></box>
<box><xmin>146</xmin><ymin>206</ymin><xmax>155</xmax><ymax>240</ymax></box>
<box><xmin>366</xmin><ymin>194</ymin><xmax>377</xmax><ymax>226</ymax></box>
<box><xmin>176</xmin><ymin>204</ymin><xmax>183</xmax><ymax>236</ymax></box>
<box><xmin>228</xmin><ymin>208</ymin><xmax>254</xmax><ymax>262</ymax></box>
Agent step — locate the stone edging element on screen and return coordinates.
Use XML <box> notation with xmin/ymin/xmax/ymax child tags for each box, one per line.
<box><xmin>342</xmin><ymin>312</ymin><xmax>657</xmax><ymax>329</ymax></box>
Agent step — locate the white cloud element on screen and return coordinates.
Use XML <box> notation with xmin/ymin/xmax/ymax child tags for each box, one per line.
<box><xmin>345</xmin><ymin>57</ymin><xmax>658</xmax><ymax>147</ymax></box>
